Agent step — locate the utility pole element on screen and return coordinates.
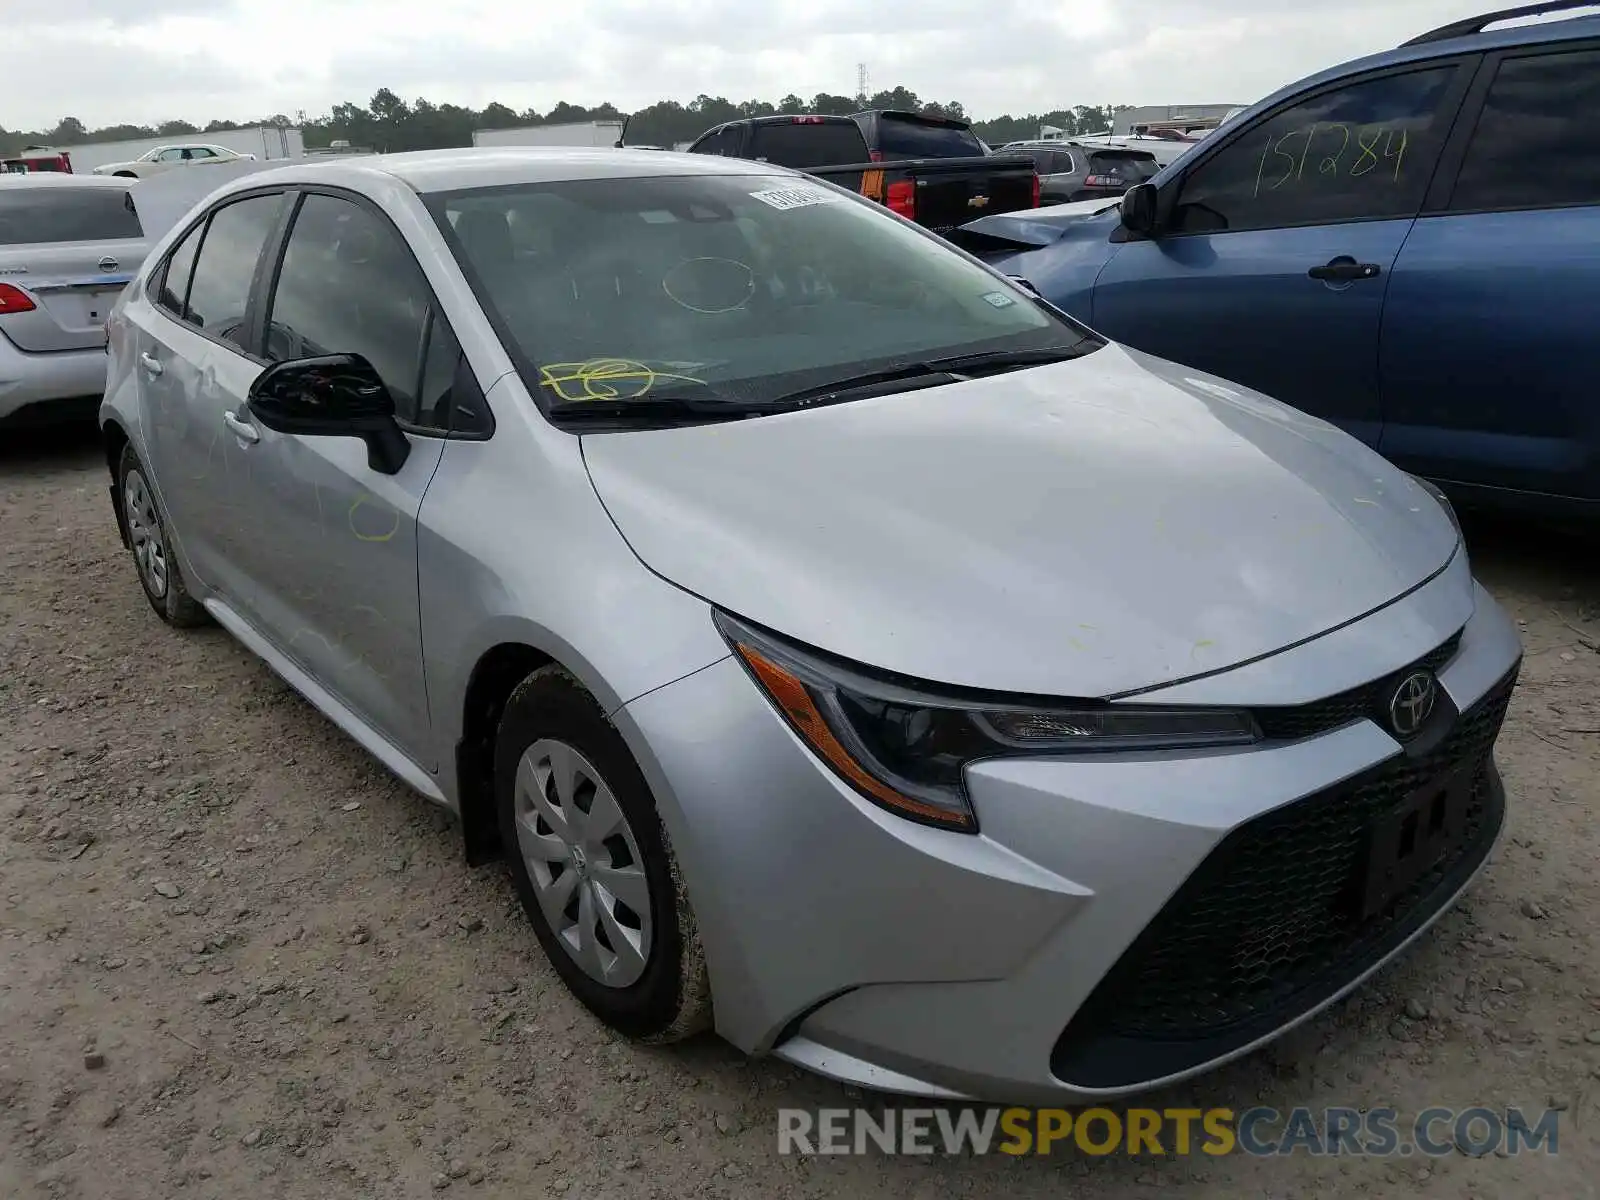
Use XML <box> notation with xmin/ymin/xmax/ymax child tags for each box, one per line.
<box><xmin>856</xmin><ymin>63</ymin><xmax>869</xmax><ymax>107</ymax></box>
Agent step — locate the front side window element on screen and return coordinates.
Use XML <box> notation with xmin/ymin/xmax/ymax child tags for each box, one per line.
<box><xmin>430</xmin><ymin>173</ymin><xmax>1092</xmax><ymax>426</ymax></box>
<box><xmin>182</xmin><ymin>192</ymin><xmax>285</xmax><ymax>348</ymax></box>
<box><xmin>1451</xmin><ymin>48</ymin><xmax>1600</xmax><ymax>211</ymax></box>
<box><xmin>158</xmin><ymin>149</ymin><xmax>186</xmax><ymax>163</ymax></box>
<box><xmin>263</xmin><ymin>193</ymin><xmax>431</xmax><ymax>422</ymax></box>
<box><xmin>1170</xmin><ymin>66</ymin><xmax>1460</xmax><ymax>234</ymax></box>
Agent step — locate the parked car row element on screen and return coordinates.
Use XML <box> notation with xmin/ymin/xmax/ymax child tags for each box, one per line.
<box><xmin>684</xmin><ymin>109</ymin><xmax>1042</xmax><ymax>234</ymax></box>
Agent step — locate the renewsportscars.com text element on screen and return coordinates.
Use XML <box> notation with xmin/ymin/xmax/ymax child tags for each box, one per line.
<box><xmin>777</xmin><ymin>1106</ymin><xmax>1560</xmax><ymax>1157</ymax></box>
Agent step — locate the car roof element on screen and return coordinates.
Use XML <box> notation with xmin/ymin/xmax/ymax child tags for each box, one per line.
<box><xmin>211</xmin><ymin>147</ymin><xmax>787</xmax><ymax>195</ymax></box>
<box><xmin>1270</xmin><ymin>8</ymin><xmax>1600</xmax><ymax>100</ymax></box>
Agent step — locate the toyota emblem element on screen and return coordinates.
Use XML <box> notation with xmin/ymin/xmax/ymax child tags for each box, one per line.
<box><xmin>1388</xmin><ymin>671</ymin><xmax>1437</xmax><ymax>739</ymax></box>
<box><xmin>98</xmin><ymin>256</ymin><xmax>119</xmax><ymax>272</ymax></box>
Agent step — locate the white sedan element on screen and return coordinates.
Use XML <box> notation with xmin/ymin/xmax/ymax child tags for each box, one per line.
<box><xmin>92</xmin><ymin>144</ymin><xmax>256</xmax><ymax>179</ymax></box>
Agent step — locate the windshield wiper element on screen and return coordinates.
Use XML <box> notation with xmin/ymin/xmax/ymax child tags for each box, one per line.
<box><xmin>764</xmin><ymin>344</ymin><xmax>1098</xmax><ymax>411</ymax></box>
<box><xmin>547</xmin><ymin>395</ymin><xmax>775</xmax><ymax>424</ymax></box>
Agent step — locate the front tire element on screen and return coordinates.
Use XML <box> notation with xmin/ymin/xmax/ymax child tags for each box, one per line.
<box><xmin>495</xmin><ymin>666</ymin><xmax>710</xmax><ymax>1042</ymax></box>
<box><xmin>113</xmin><ymin>171</ymin><xmax>137</xmax><ymax>178</ymax></box>
<box><xmin>118</xmin><ymin>444</ymin><xmax>207</xmax><ymax>628</ymax></box>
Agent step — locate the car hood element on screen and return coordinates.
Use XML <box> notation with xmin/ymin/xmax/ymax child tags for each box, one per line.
<box><xmin>582</xmin><ymin>344</ymin><xmax>1461</xmax><ymax>698</ymax></box>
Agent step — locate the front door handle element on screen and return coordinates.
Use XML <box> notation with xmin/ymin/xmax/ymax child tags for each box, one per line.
<box><xmin>138</xmin><ymin>352</ymin><xmax>163</xmax><ymax>377</ymax></box>
<box><xmin>223</xmin><ymin>410</ymin><xmax>260</xmax><ymax>444</ymax></box>
<box><xmin>1308</xmin><ymin>257</ymin><xmax>1381</xmax><ymax>283</ymax></box>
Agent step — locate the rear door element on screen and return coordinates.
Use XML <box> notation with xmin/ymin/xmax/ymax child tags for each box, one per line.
<box><xmin>133</xmin><ymin>190</ymin><xmax>289</xmax><ymax>593</ymax></box>
<box><xmin>1379</xmin><ymin>42</ymin><xmax>1600</xmax><ymax>501</ymax></box>
<box><xmin>1090</xmin><ymin>60</ymin><xmax>1476</xmax><ymax>447</ymax></box>
<box><xmin>0</xmin><ymin>184</ymin><xmax>145</xmax><ymax>354</ymax></box>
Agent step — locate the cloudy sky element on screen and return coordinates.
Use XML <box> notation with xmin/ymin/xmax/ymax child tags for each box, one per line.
<box><xmin>10</xmin><ymin>0</ymin><xmax>1490</xmax><ymax>131</ymax></box>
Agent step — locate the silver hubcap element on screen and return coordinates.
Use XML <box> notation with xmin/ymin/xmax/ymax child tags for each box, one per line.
<box><xmin>514</xmin><ymin>739</ymin><xmax>652</xmax><ymax>988</ymax></box>
<box><xmin>123</xmin><ymin>469</ymin><xmax>168</xmax><ymax>599</ymax></box>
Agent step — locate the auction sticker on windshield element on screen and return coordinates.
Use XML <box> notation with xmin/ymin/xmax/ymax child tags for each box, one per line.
<box><xmin>749</xmin><ymin>184</ymin><xmax>844</xmax><ymax>211</ymax></box>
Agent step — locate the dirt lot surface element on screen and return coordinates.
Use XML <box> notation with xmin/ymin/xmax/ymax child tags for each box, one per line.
<box><xmin>2</xmin><ymin>427</ymin><xmax>1598</xmax><ymax>1200</ymax></box>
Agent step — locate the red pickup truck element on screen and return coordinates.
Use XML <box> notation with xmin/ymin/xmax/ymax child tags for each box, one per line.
<box><xmin>1</xmin><ymin>146</ymin><xmax>74</xmax><ymax>174</ymax></box>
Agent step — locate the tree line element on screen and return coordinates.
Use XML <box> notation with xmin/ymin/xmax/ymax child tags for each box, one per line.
<box><xmin>1</xmin><ymin>87</ymin><xmax>1132</xmax><ymax>156</ymax></box>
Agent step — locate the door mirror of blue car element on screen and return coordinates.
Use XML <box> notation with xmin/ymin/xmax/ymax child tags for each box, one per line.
<box><xmin>1120</xmin><ymin>183</ymin><xmax>1159</xmax><ymax>238</ymax></box>
<box><xmin>247</xmin><ymin>353</ymin><xmax>411</xmax><ymax>475</ymax></box>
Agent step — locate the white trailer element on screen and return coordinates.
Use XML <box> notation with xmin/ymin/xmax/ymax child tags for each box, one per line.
<box><xmin>61</xmin><ymin>126</ymin><xmax>305</xmax><ymax>174</ymax></box>
<box><xmin>471</xmin><ymin>121</ymin><xmax>625</xmax><ymax>149</ymax></box>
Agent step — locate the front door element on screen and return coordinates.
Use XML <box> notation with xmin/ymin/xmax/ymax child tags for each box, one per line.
<box><xmin>135</xmin><ymin>191</ymin><xmax>288</xmax><ymax>593</ymax></box>
<box><xmin>222</xmin><ymin>190</ymin><xmax>450</xmax><ymax>761</ymax></box>
<box><xmin>1091</xmin><ymin>61</ymin><xmax>1475</xmax><ymax>448</ymax></box>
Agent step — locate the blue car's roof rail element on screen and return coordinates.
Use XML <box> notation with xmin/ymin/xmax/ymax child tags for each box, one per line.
<box><xmin>1402</xmin><ymin>0</ymin><xmax>1600</xmax><ymax>45</ymax></box>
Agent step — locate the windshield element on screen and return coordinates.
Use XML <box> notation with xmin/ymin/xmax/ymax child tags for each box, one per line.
<box><xmin>138</xmin><ymin>148</ymin><xmax>164</xmax><ymax>162</ymax></box>
<box><xmin>428</xmin><ymin>173</ymin><xmax>1094</xmax><ymax>424</ymax></box>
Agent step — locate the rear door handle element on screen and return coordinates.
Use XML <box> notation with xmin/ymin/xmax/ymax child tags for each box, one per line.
<box><xmin>223</xmin><ymin>410</ymin><xmax>260</xmax><ymax>444</ymax></box>
<box><xmin>1308</xmin><ymin>257</ymin><xmax>1381</xmax><ymax>283</ymax></box>
<box><xmin>138</xmin><ymin>352</ymin><xmax>163</xmax><ymax>377</ymax></box>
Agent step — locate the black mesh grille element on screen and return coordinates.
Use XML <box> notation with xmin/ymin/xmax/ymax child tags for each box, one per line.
<box><xmin>1251</xmin><ymin>629</ymin><xmax>1464</xmax><ymax>743</ymax></box>
<box><xmin>1053</xmin><ymin>665</ymin><xmax>1516</xmax><ymax>1088</ymax></box>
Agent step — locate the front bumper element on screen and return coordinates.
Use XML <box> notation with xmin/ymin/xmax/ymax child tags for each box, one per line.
<box><xmin>0</xmin><ymin>334</ymin><xmax>109</xmax><ymax>424</ymax></box>
<box><xmin>616</xmin><ymin>575</ymin><xmax>1522</xmax><ymax>1104</ymax></box>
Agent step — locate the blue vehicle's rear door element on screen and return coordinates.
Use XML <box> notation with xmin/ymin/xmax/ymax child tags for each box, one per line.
<box><xmin>1379</xmin><ymin>43</ymin><xmax>1600</xmax><ymax>502</ymax></box>
<box><xmin>1089</xmin><ymin>60</ymin><xmax>1477</xmax><ymax>449</ymax></box>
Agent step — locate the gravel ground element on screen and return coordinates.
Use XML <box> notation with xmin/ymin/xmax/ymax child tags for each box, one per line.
<box><xmin>2</xmin><ymin>427</ymin><xmax>1598</xmax><ymax>1200</ymax></box>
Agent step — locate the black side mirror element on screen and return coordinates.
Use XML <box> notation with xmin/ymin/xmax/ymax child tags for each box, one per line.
<box><xmin>247</xmin><ymin>353</ymin><xmax>411</xmax><ymax>475</ymax></box>
<box><xmin>1119</xmin><ymin>182</ymin><xmax>1159</xmax><ymax>238</ymax></box>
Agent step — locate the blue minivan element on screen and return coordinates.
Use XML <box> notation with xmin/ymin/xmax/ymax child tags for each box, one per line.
<box><xmin>960</xmin><ymin>0</ymin><xmax>1600</xmax><ymax>517</ymax></box>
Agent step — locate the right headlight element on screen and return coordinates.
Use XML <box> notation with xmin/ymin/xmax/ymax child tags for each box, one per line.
<box><xmin>715</xmin><ymin>611</ymin><xmax>1260</xmax><ymax>834</ymax></box>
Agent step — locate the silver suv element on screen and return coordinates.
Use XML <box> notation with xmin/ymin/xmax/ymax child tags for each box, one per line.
<box><xmin>0</xmin><ymin>175</ymin><xmax>146</xmax><ymax>427</ymax></box>
<box><xmin>1002</xmin><ymin>141</ymin><xmax>1160</xmax><ymax>205</ymax></box>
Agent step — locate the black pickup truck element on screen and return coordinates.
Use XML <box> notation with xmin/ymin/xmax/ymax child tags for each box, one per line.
<box><xmin>683</xmin><ymin>111</ymin><xmax>1039</xmax><ymax>236</ymax></box>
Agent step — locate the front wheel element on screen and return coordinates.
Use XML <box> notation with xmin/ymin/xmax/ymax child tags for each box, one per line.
<box><xmin>113</xmin><ymin>171</ymin><xmax>137</xmax><ymax>178</ymax></box>
<box><xmin>495</xmin><ymin>666</ymin><xmax>710</xmax><ymax>1042</ymax></box>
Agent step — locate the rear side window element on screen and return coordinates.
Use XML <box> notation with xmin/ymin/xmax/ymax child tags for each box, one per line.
<box><xmin>870</xmin><ymin>116</ymin><xmax>985</xmax><ymax>159</ymax></box>
<box><xmin>157</xmin><ymin>223</ymin><xmax>203</xmax><ymax>316</ymax></box>
<box><xmin>0</xmin><ymin>187</ymin><xmax>143</xmax><ymax>245</ymax></box>
<box><xmin>1088</xmin><ymin>151</ymin><xmax>1159</xmax><ymax>181</ymax></box>
<box><xmin>1450</xmin><ymin>48</ymin><xmax>1600</xmax><ymax>211</ymax></box>
<box><xmin>1171</xmin><ymin>66</ymin><xmax>1461</xmax><ymax>234</ymax></box>
<box><xmin>182</xmin><ymin>192</ymin><xmax>285</xmax><ymax>348</ymax></box>
<box><xmin>748</xmin><ymin>121</ymin><xmax>869</xmax><ymax>167</ymax></box>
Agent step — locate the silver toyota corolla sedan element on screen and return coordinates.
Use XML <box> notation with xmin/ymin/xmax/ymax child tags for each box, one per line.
<box><xmin>100</xmin><ymin>148</ymin><xmax>1522</xmax><ymax>1104</ymax></box>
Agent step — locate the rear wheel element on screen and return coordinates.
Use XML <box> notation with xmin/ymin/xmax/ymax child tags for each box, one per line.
<box><xmin>495</xmin><ymin>666</ymin><xmax>710</xmax><ymax>1042</ymax></box>
<box><xmin>118</xmin><ymin>444</ymin><xmax>207</xmax><ymax>628</ymax></box>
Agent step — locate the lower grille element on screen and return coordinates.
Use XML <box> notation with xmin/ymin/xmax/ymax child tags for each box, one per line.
<box><xmin>1052</xmin><ymin>665</ymin><xmax>1517</xmax><ymax>1090</ymax></box>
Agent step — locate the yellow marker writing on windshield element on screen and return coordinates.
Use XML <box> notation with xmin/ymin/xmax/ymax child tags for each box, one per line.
<box><xmin>539</xmin><ymin>358</ymin><xmax>705</xmax><ymax>403</ymax></box>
